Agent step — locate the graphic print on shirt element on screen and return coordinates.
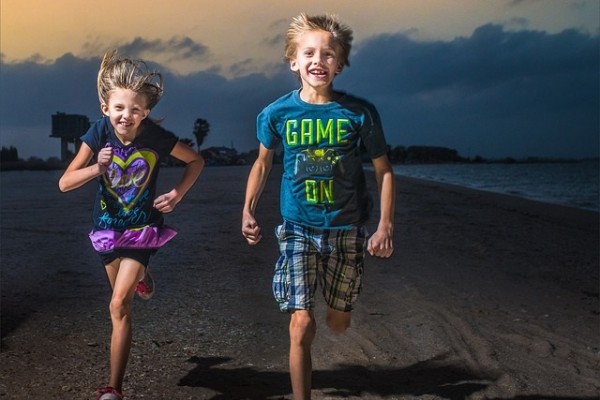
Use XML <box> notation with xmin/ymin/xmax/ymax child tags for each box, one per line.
<box><xmin>286</xmin><ymin>117</ymin><xmax>350</xmax><ymax>205</ymax></box>
<box><xmin>103</xmin><ymin>146</ymin><xmax>157</xmax><ymax>213</ymax></box>
<box><xmin>294</xmin><ymin>148</ymin><xmax>342</xmax><ymax>205</ymax></box>
<box><xmin>294</xmin><ymin>148</ymin><xmax>341</xmax><ymax>175</ymax></box>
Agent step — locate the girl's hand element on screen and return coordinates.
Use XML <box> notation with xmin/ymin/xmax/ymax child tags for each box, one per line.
<box><xmin>153</xmin><ymin>189</ymin><xmax>180</xmax><ymax>213</ymax></box>
<box><xmin>97</xmin><ymin>146</ymin><xmax>113</xmax><ymax>173</ymax></box>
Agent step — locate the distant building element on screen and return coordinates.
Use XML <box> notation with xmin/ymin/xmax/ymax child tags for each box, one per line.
<box><xmin>50</xmin><ymin>112</ymin><xmax>90</xmax><ymax>162</ymax></box>
<box><xmin>201</xmin><ymin>146</ymin><xmax>239</xmax><ymax>165</ymax></box>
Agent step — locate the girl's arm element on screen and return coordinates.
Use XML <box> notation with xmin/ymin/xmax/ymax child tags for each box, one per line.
<box><xmin>367</xmin><ymin>154</ymin><xmax>395</xmax><ymax>257</ymax></box>
<box><xmin>152</xmin><ymin>142</ymin><xmax>204</xmax><ymax>213</ymax></box>
<box><xmin>58</xmin><ymin>143</ymin><xmax>111</xmax><ymax>192</ymax></box>
<box><xmin>242</xmin><ymin>144</ymin><xmax>274</xmax><ymax>245</ymax></box>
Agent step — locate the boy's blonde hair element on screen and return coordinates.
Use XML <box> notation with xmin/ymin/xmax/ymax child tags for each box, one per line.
<box><xmin>97</xmin><ymin>50</ymin><xmax>164</xmax><ymax>110</ymax></box>
<box><xmin>284</xmin><ymin>13</ymin><xmax>353</xmax><ymax>67</ymax></box>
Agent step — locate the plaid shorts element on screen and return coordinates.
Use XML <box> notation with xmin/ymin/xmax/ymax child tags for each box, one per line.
<box><xmin>273</xmin><ymin>220</ymin><xmax>366</xmax><ymax>312</ymax></box>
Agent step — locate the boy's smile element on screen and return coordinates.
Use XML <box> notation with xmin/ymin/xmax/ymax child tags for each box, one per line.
<box><xmin>290</xmin><ymin>29</ymin><xmax>343</xmax><ymax>102</ymax></box>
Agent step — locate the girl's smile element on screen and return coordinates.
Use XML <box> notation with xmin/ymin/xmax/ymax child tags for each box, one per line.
<box><xmin>101</xmin><ymin>88</ymin><xmax>149</xmax><ymax>144</ymax></box>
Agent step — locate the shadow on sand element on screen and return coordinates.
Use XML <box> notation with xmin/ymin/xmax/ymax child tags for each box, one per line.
<box><xmin>179</xmin><ymin>355</ymin><xmax>499</xmax><ymax>400</ymax></box>
<box><xmin>179</xmin><ymin>356</ymin><xmax>597</xmax><ymax>400</ymax></box>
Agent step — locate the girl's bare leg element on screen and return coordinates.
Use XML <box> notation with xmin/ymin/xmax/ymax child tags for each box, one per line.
<box><xmin>104</xmin><ymin>258</ymin><xmax>145</xmax><ymax>392</ymax></box>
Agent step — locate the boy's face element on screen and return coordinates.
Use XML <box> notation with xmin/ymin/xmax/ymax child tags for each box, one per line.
<box><xmin>101</xmin><ymin>88</ymin><xmax>150</xmax><ymax>141</ymax></box>
<box><xmin>290</xmin><ymin>29</ymin><xmax>343</xmax><ymax>91</ymax></box>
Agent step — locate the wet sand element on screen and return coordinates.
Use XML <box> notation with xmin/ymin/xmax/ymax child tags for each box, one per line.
<box><xmin>1</xmin><ymin>165</ymin><xmax>598</xmax><ymax>399</ymax></box>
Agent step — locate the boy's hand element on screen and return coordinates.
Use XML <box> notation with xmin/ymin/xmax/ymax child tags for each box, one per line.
<box><xmin>154</xmin><ymin>189</ymin><xmax>180</xmax><ymax>214</ymax></box>
<box><xmin>97</xmin><ymin>146</ymin><xmax>113</xmax><ymax>173</ymax></box>
<box><xmin>367</xmin><ymin>228</ymin><xmax>394</xmax><ymax>258</ymax></box>
<box><xmin>242</xmin><ymin>215</ymin><xmax>262</xmax><ymax>245</ymax></box>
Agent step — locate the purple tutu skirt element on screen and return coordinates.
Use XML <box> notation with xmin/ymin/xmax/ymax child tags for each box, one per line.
<box><xmin>89</xmin><ymin>225</ymin><xmax>177</xmax><ymax>253</ymax></box>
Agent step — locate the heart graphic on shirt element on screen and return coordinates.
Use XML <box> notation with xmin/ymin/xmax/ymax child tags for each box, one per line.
<box><xmin>104</xmin><ymin>150</ymin><xmax>157</xmax><ymax>212</ymax></box>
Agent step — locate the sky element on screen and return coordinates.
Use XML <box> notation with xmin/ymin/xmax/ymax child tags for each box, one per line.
<box><xmin>1</xmin><ymin>0</ymin><xmax>598</xmax><ymax>160</ymax></box>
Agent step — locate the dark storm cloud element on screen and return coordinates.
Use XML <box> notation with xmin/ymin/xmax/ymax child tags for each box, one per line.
<box><xmin>0</xmin><ymin>53</ymin><xmax>100</xmax><ymax>125</ymax></box>
<box><xmin>0</xmin><ymin>23</ymin><xmax>597</xmax><ymax>159</ymax></box>
<box><xmin>118</xmin><ymin>36</ymin><xmax>210</xmax><ymax>61</ymax></box>
<box><xmin>79</xmin><ymin>36</ymin><xmax>211</xmax><ymax>64</ymax></box>
<box><xmin>347</xmin><ymin>24</ymin><xmax>597</xmax><ymax>97</ymax></box>
<box><xmin>262</xmin><ymin>18</ymin><xmax>289</xmax><ymax>48</ymax></box>
<box><xmin>339</xmin><ymin>24</ymin><xmax>598</xmax><ymax>158</ymax></box>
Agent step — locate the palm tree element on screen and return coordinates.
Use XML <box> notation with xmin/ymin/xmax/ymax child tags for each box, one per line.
<box><xmin>193</xmin><ymin>118</ymin><xmax>210</xmax><ymax>152</ymax></box>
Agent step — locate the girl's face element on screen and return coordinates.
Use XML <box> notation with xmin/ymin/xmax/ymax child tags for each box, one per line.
<box><xmin>290</xmin><ymin>29</ymin><xmax>343</xmax><ymax>94</ymax></box>
<box><xmin>101</xmin><ymin>88</ymin><xmax>149</xmax><ymax>142</ymax></box>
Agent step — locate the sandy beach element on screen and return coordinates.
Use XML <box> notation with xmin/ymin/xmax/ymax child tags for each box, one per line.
<box><xmin>1</xmin><ymin>165</ymin><xmax>598</xmax><ymax>400</ymax></box>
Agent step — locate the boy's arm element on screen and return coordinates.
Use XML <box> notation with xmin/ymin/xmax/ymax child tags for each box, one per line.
<box><xmin>153</xmin><ymin>142</ymin><xmax>205</xmax><ymax>213</ymax></box>
<box><xmin>367</xmin><ymin>154</ymin><xmax>395</xmax><ymax>258</ymax></box>
<box><xmin>242</xmin><ymin>144</ymin><xmax>274</xmax><ymax>245</ymax></box>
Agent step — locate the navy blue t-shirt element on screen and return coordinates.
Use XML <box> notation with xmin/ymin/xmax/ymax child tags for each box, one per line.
<box><xmin>81</xmin><ymin>116</ymin><xmax>178</xmax><ymax>232</ymax></box>
<box><xmin>257</xmin><ymin>89</ymin><xmax>389</xmax><ymax>229</ymax></box>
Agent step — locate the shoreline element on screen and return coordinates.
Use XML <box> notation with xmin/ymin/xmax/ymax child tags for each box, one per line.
<box><xmin>400</xmin><ymin>174</ymin><xmax>600</xmax><ymax>214</ymax></box>
<box><xmin>386</xmin><ymin>160</ymin><xmax>600</xmax><ymax>213</ymax></box>
<box><xmin>398</xmin><ymin>174</ymin><xmax>599</xmax><ymax>227</ymax></box>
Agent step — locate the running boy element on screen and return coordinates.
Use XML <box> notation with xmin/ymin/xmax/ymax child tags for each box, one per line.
<box><xmin>241</xmin><ymin>13</ymin><xmax>395</xmax><ymax>399</ymax></box>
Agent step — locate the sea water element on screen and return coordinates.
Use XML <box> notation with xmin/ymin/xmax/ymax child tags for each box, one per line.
<box><xmin>389</xmin><ymin>160</ymin><xmax>599</xmax><ymax>212</ymax></box>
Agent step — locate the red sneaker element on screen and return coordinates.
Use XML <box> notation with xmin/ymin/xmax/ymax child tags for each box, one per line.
<box><xmin>96</xmin><ymin>386</ymin><xmax>124</xmax><ymax>400</ymax></box>
<box><xmin>135</xmin><ymin>268</ymin><xmax>155</xmax><ymax>300</ymax></box>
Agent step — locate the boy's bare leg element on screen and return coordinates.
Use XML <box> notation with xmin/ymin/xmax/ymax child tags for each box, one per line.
<box><xmin>289</xmin><ymin>310</ymin><xmax>316</xmax><ymax>400</ymax></box>
<box><xmin>325</xmin><ymin>308</ymin><xmax>351</xmax><ymax>334</ymax></box>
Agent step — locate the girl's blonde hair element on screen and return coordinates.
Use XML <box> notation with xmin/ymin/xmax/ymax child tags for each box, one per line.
<box><xmin>97</xmin><ymin>50</ymin><xmax>164</xmax><ymax>110</ymax></box>
<box><xmin>284</xmin><ymin>13</ymin><xmax>353</xmax><ymax>67</ymax></box>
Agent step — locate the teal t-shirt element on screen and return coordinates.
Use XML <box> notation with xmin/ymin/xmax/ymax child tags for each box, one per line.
<box><xmin>257</xmin><ymin>89</ymin><xmax>389</xmax><ymax>229</ymax></box>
